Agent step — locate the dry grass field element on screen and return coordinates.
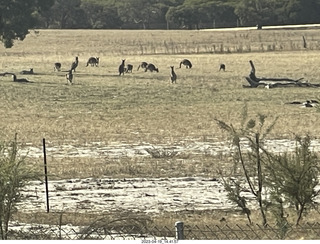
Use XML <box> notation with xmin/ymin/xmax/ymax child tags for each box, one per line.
<box><xmin>2</xmin><ymin>29</ymin><xmax>320</xmax><ymax>145</ymax></box>
<box><xmin>2</xmin><ymin>28</ymin><xmax>320</xmax><ymax>235</ymax></box>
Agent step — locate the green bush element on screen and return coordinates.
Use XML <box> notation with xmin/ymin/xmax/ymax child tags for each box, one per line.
<box><xmin>0</xmin><ymin>134</ymin><xmax>37</xmax><ymax>240</ymax></box>
<box><xmin>266</xmin><ymin>135</ymin><xmax>320</xmax><ymax>225</ymax></box>
<box><xmin>216</xmin><ymin>106</ymin><xmax>320</xmax><ymax>231</ymax></box>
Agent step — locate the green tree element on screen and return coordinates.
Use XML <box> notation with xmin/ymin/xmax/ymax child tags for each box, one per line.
<box><xmin>48</xmin><ymin>0</ymin><xmax>87</xmax><ymax>28</ymax></box>
<box><xmin>234</xmin><ymin>0</ymin><xmax>280</xmax><ymax>26</ymax></box>
<box><xmin>115</xmin><ymin>0</ymin><xmax>164</xmax><ymax>29</ymax></box>
<box><xmin>0</xmin><ymin>0</ymin><xmax>54</xmax><ymax>48</ymax></box>
<box><xmin>194</xmin><ymin>0</ymin><xmax>237</xmax><ymax>28</ymax></box>
<box><xmin>0</xmin><ymin>134</ymin><xmax>37</xmax><ymax>240</ymax></box>
<box><xmin>166</xmin><ymin>5</ymin><xmax>199</xmax><ymax>29</ymax></box>
<box><xmin>166</xmin><ymin>0</ymin><xmax>237</xmax><ymax>29</ymax></box>
<box><xmin>81</xmin><ymin>1</ymin><xmax>122</xmax><ymax>29</ymax></box>
<box><xmin>280</xmin><ymin>0</ymin><xmax>320</xmax><ymax>24</ymax></box>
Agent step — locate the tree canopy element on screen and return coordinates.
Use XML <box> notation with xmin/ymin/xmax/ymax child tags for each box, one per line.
<box><xmin>0</xmin><ymin>0</ymin><xmax>54</xmax><ymax>48</ymax></box>
<box><xmin>2</xmin><ymin>0</ymin><xmax>320</xmax><ymax>47</ymax></box>
<box><xmin>44</xmin><ymin>0</ymin><xmax>320</xmax><ymax>29</ymax></box>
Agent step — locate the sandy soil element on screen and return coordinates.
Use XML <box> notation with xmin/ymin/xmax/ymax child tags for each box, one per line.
<box><xmin>19</xmin><ymin>176</ymin><xmax>234</xmax><ymax>214</ymax></box>
<box><xmin>8</xmin><ymin>138</ymin><xmax>320</xmax><ymax>240</ymax></box>
<box><xmin>17</xmin><ymin>138</ymin><xmax>320</xmax><ymax>215</ymax></box>
<box><xmin>20</xmin><ymin>138</ymin><xmax>320</xmax><ymax>159</ymax></box>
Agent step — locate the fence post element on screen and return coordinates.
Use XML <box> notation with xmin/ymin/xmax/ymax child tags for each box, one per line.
<box><xmin>175</xmin><ymin>221</ymin><xmax>184</xmax><ymax>240</ymax></box>
<box><xmin>43</xmin><ymin>138</ymin><xmax>49</xmax><ymax>213</ymax></box>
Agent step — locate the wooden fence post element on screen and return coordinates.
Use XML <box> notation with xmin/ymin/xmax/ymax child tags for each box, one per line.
<box><xmin>175</xmin><ymin>221</ymin><xmax>184</xmax><ymax>240</ymax></box>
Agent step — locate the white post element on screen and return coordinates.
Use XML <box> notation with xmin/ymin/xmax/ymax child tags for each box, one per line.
<box><xmin>175</xmin><ymin>221</ymin><xmax>184</xmax><ymax>240</ymax></box>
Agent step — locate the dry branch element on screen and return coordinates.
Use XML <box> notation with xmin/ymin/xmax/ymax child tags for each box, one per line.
<box><xmin>244</xmin><ymin>60</ymin><xmax>320</xmax><ymax>88</ymax></box>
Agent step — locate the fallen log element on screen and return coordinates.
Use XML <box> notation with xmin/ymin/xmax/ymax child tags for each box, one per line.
<box><xmin>244</xmin><ymin>60</ymin><xmax>320</xmax><ymax>88</ymax></box>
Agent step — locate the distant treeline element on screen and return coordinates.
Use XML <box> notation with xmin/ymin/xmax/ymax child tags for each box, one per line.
<box><xmin>36</xmin><ymin>0</ymin><xmax>320</xmax><ymax>29</ymax></box>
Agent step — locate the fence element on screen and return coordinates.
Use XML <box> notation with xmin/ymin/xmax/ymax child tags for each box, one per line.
<box><xmin>7</xmin><ymin>221</ymin><xmax>320</xmax><ymax>240</ymax></box>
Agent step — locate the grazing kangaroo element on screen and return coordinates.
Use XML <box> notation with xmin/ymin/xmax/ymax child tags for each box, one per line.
<box><xmin>54</xmin><ymin>63</ymin><xmax>62</xmax><ymax>71</ymax></box>
<box><xmin>170</xmin><ymin>66</ymin><xmax>177</xmax><ymax>83</ymax></box>
<box><xmin>12</xmin><ymin>74</ymin><xmax>30</xmax><ymax>83</ymax></box>
<box><xmin>137</xmin><ymin>62</ymin><xmax>148</xmax><ymax>71</ymax></box>
<box><xmin>86</xmin><ymin>57</ymin><xmax>99</xmax><ymax>67</ymax></box>
<box><xmin>66</xmin><ymin>70</ymin><xmax>73</xmax><ymax>84</ymax></box>
<box><xmin>219</xmin><ymin>64</ymin><xmax>226</xmax><ymax>71</ymax></box>
<box><xmin>119</xmin><ymin>59</ymin><xmax>126</xmax><ymax>76</ymax></box>
<box><xmin>20</xmin><ymin>68</ymin><xmax>34</xmax><ymax>74</ymax></box>
<box><xmin>145</xmin><ymin>63</ymin><xmax>159</xmax><ymax>72</ymax></box>
<box><xmin>71</xmin><ymin>57</ymin><xmax>79</xmax><ymax>72</ymax></box>
<box><xmin>179</xmin><ymin>59</ymin><xmax>192</xmax><ymax>68</ymax></box>
<box><xmin>125</xmin><ymin>64</ymin><xmax>133</xmax><ymax>73</ymax></box>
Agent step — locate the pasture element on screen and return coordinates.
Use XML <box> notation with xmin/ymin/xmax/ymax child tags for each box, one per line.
<box><xmin>2</xmin><ymin>28</ymin><xmax>320</xmax><ymax>230</ymax></box>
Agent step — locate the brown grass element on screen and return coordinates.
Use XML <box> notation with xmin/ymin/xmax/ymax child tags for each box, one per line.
<box><xmin>2</xmin><ymin>28</ymin><xmax>320</xmax><ymax>231</ymax></box>
<box><xmin>13</xmin><ymin>208</ymin><xmax>320</xmax><ymax>240</ymax></box>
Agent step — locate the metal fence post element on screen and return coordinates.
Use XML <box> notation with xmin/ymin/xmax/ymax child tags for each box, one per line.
<box><xmin>175</xmin><ymin>221</ymin><xmax>184</xmax><ymax>240</ymax></box>
<box><xmin>43</xmin><ymin>138</ymin><xmax>49</xmax><ymax>213</ymax></box>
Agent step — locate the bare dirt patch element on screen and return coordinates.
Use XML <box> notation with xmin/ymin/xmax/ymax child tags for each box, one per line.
<box><xmin>18</xmin><ymin>138</ymin><xmax>320</xmax><ymax>215</ymax></box>
<box><xmin>20</xmin><ymin>138</ymin><xmax>320</xmax><ymax>159</ymax></box>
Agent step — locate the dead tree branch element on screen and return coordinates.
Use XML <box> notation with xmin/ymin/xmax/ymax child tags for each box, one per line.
<box><xmin>244</xmin><ymin>60</ymin><xmax>320</xmax><ymax>88</ymax></box>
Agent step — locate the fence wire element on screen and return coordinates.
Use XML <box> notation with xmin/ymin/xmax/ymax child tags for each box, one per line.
<box><xmin>6</xmin><ymin>221</ymin><xmax>320</xmax><ymax>240</ymax></box>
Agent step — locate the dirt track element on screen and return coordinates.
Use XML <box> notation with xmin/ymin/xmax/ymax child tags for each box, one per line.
<box><xmin>201</xmin><ymin>23</ymin><xmax>320</xmax><ymax>31</ymax></box>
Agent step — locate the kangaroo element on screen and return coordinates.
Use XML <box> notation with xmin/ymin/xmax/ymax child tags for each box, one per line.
<box><xmin>66</xmin><ymin>70</ymin><xmax>73</xmax><ymax>84</ymax></box>
<box><xmin>170</xmin><ymin>66</ymin><xmax>177</xmax><ymax>83</ymax></box>
<box><xmin>20</xmin><ymin>68</ymin><xmax>34</xmax><ymax>74</ymax></box>
<box><xmin>12</xmin><ymin>74</ymin><xmax>30</xmax><ymax>83</ymax></box>
<box><xmin>145</xmin><ymin>63</ymin><xmax>159</xmax><ymax>72</ymax></box>
<box><xmin>179</xmin><ymin>59</ymin><xmax>192</xmax><ymax>68</ymax></box>
<box><xmin>54</xmin><ymin>63</ymin><xmax>61</xmax><ymax>71</ymax></box>
<box><xmin>119</xmin><ymin>59</ymin><xmax>126</xmax><ymax>76</ymax></box>
<box><xmin>137</xmin><ymin>62</ymin><xmax>148</xmax><ymax>71</ymax></box>
<box><xmin>71</xmin><ymin>57</ymin><xmax>79</xmax><ymax>72</ymax></box>
<box><xmin>86</xmin><ymin>57</ymin><xmax>99</xmax><ymax>67</ymax></box>
<box><xmin>219</xmin><ymin>64</ymin><xmax>226</xmax><ymax>71</ymax></box>
<box><xmin>126</xmin><ymin>64</ymin><xmax>133</xmax><ymax>73</ymax></box>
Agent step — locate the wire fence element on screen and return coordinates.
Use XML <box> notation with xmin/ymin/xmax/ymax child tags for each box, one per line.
<box><xmin>6</xmin><ymin>221</ymin><xmax>320</xmax><ymax>240</ymax></box>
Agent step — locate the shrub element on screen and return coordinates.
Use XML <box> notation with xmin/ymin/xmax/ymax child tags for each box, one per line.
<box><xmin>0</xmin><ymin>134</ymin><xmax>37</xmax><ymax>240</ymax></box>
<box><xmin>265</xmin><ymin>135</ymin><xmax>320</xmax><ymax>225</ymax></box>
<box><xmin>215</xmin><ymin>105</ymin><xmax>320</xmax><ymax>229</ymax></box>
<box><xmin>215</xmin><ymin>106</ymin><xmax>278</xmax><ymax>226</ymax></box>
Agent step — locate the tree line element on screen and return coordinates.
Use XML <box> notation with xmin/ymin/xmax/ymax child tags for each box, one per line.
<box><xmin>1</xmin><ymin>0</ymin><xmax>320</xmax><ymax>48</ymax></box>
<box><xmin>37</xmin><ymin>0</ymin><xmax>320</xmax><ymax>30</ymax></box>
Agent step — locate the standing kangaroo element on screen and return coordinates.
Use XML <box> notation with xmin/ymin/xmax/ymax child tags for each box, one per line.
<box><xmin>86</xmin><ymin>57</ymin><xmax>99</xmax><ymax>67</ymax></box>
<box><xmin>119</xmin><ymin>59</ymin><xmax>126</xmax><ymax>76</ymax></box>
<box><xmin>179</xmin><ymin>59</ymin><xmax>192</xmax><ymax>68</ymax></box>
<box><xmin>170</xmin><ymin>66</ymin><xmax>177</xmax><ymax>83</ymax></box>
<box><xmin>71</xmin><ymin>57</ymin><xmax>79</xmax><ymax>72</ymax></box>
<box><xmin>66</xmin><ymin>70</ymin><xmax>73</xmax><ymax>84</ymax></box>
